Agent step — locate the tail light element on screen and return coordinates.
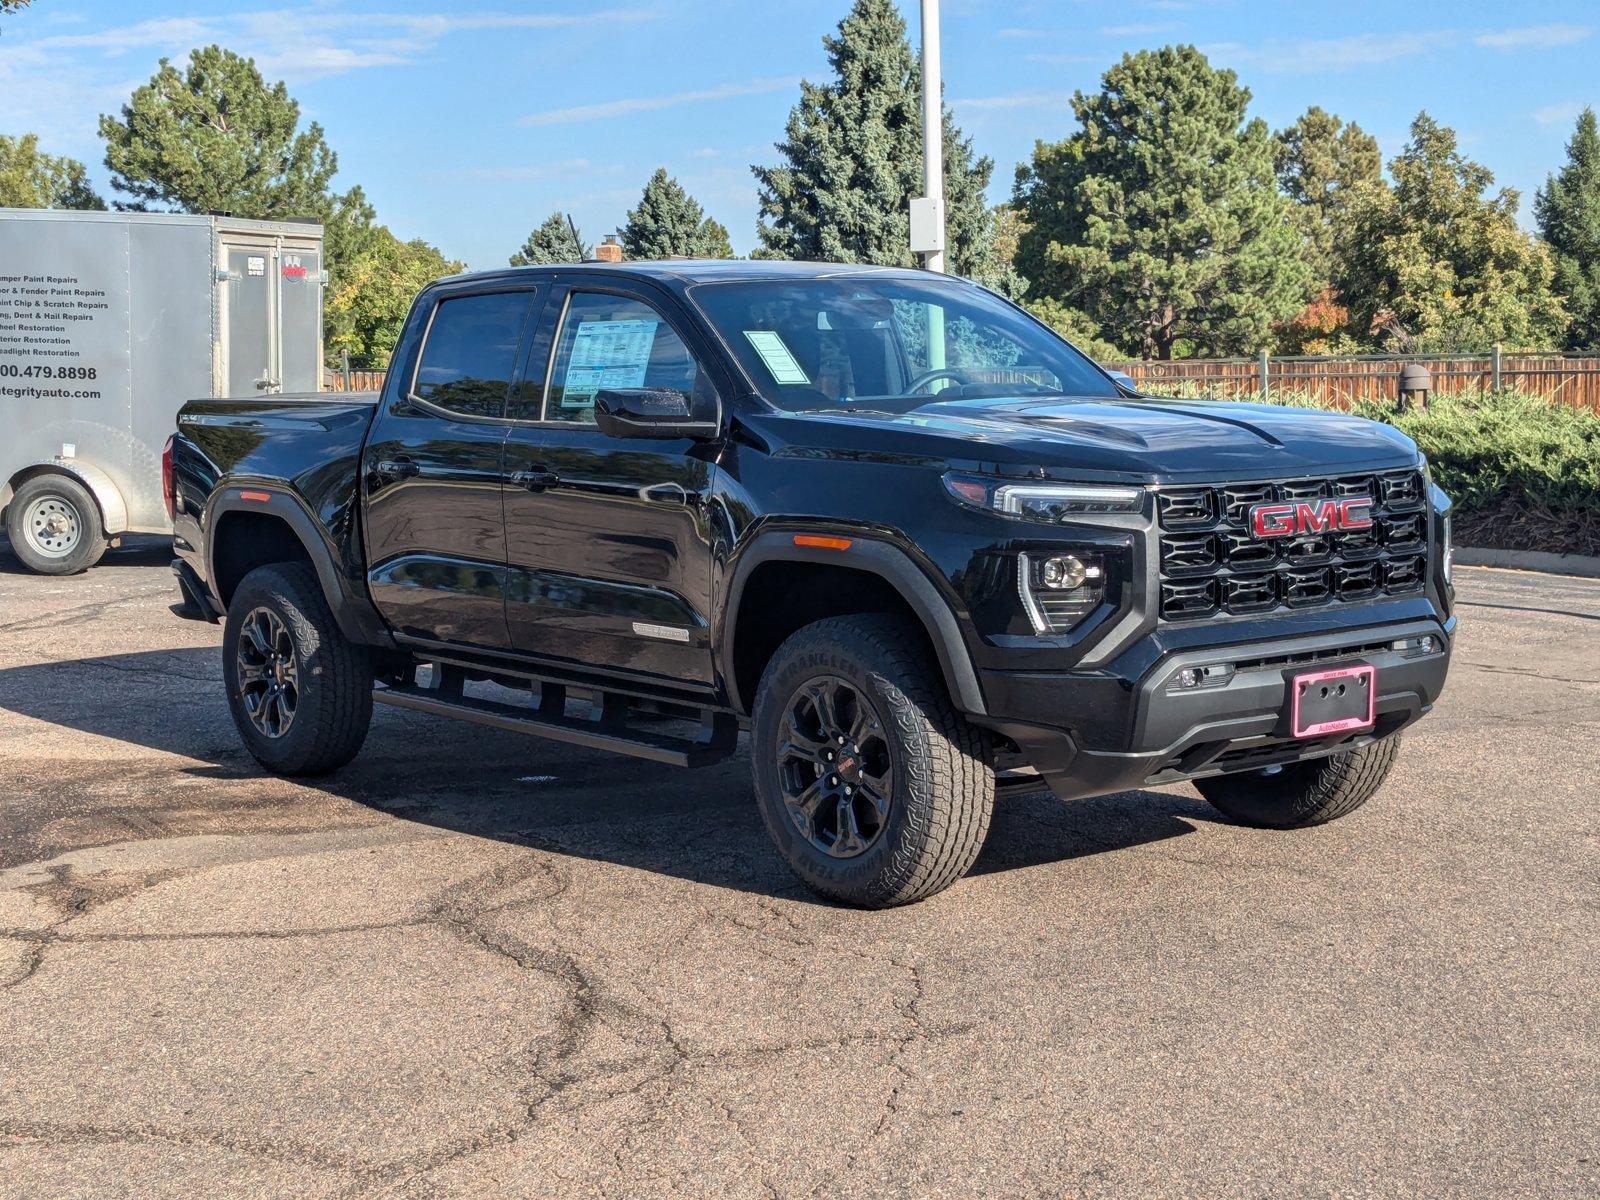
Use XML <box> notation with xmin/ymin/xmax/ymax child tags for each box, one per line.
<box><xmin>161</xmin><ymin>435</ymin><xmax>176</xmax><ymax>520</ymax></box>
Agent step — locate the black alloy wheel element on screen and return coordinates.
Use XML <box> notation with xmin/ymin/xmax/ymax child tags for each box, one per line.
<box><xmin>234</xmin><ymin>605</ymin><xmax>300</xmax><ymax>738</ymax></box>
<box><xmin>776</xmin><ymin>675</ymin><xmax>894</xmax><ymax>859</ymax></box>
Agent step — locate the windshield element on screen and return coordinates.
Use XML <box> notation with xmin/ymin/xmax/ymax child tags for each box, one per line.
<box><xmin>688</xmin><ymin>275</ymin><xmax>1120</xmax><ymax>413</ymax></box>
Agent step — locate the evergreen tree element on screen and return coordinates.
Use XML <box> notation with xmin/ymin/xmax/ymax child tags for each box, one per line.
<box><xmin>1536</xmin><ymin>107</ymin><xmax>1600</xmax><ymax>349</ymax></box>
<box><xmin>1337</xmin><ymin>112</ymin><xmax>1566</xmax><ymax>352</ymax></box>
<box><xmin>752</xmin><ymin>0</ymin><xmax>993</xmax><ymax>276</ymax></box>
<box><xmin>510</xmin><ymin>212</ymin><xmax>590</xmax><ymax>265</ymax></box>
<box><xmin>98</xmin><ymin>46</ymin><xmax>337</xmax><ymax>218</ymax></box>
<box><xmin>1274</xmin><ymin>106</ymin><xmax>1381</xmax><ymax>280</ymax></box>
<box><xmin>1014</xmin><ymin>46</ymin><xmax>1312</xmax><ymax>359</ymax></box>
<box><xmin>0</xmin><ymin>133</ymin><xmax>104</xmax><ymax>209</ymax></box>
<box><xmin>620</xmin><ymin>169</ymin><xmax>733</xmax><ymax>259</ymax></box>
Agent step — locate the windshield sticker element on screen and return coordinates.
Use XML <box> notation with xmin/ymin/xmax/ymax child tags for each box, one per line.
<box><xmin>561</xmin><ymin>318</ymin><xmax>659</xmax><ymax>407</ymax></box>
<box><xmin>743</xmin><ymin>330</ymin><xmax>810</xmax><ymax>385</ymax></box>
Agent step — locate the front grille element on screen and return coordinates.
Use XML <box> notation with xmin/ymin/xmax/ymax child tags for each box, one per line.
<box><xmin>1158</xmin><ymin>470</ymin><xmax>1428</xmax><ymax>620</ymax></box>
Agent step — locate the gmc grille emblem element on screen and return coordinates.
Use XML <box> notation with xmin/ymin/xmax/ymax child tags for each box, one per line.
<box><xmin>1250</xmin><ymin>496</ymin><xmax>1374</xmax><ymax>539</ymax></box>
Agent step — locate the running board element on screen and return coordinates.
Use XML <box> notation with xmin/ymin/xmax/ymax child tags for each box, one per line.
<box><xmin>373</xmin><ymin>669</ymin><xmax>739</xmax><ymax>769</ymax></box>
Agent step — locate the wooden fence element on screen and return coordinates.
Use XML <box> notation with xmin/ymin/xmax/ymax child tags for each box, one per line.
<box><xmin>1110</xmin><ymin>353</ymin><xmax>1600</xmax><ymax>412</ymax></box>
<box><xmin>320</xmin><ymin>353</ymin><xmax>1600</xmax><ymax>411</ymax></box>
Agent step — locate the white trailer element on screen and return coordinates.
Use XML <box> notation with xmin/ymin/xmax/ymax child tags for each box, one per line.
<box><xmin>0</xmin><ymin>208</ymin><xmax>324</xmax><ymax>573</ymax></box>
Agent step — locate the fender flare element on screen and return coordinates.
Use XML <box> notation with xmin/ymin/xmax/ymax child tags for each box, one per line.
<box><xmin>7</xmin><ymin>459</ymin><xmax>129</xmax><ymax>536</ymax></box>
<box><xmin>205</xmin><ymin>487</ymin><xmax>393</xmax><ymax>649</ymax></box>
<box><xmin>719</xmin><ymin>530</ymin><xmax>987</xmax><ymax>717</ymax></box>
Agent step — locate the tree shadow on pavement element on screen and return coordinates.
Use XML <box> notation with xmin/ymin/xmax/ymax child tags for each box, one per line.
<box><xmin>0</xmin><ymin>647</ymin><xmax>1209</xmax><ymax>900</ymax></box>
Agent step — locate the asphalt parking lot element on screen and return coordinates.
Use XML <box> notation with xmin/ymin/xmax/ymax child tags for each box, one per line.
<box><xmin>0</xmin><ymin>540</ymin><xmax>1595</xmax><ymax>1199</ymax></box>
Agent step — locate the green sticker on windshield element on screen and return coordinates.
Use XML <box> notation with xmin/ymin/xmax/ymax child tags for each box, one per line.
<box><xmin>744</xmin><ymin>330</ymin><xmax>810</xmax><ymax>385</ymax></box>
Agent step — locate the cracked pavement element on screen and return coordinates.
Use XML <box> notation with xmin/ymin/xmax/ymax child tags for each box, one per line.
<box><xmin>0</xmin><ymin>538</ymin><xmax>1596</xmax><ymax>1199</ymax></box>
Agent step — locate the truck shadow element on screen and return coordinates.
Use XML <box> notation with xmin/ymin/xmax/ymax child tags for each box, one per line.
<box><xmin>0</xmin><ymin>647</ymin><xmax>1211</xmax><ymax>900</ymax></box>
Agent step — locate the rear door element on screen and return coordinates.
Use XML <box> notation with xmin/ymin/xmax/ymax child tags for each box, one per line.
<box><xmin>361</xmin><ymin>283</ymin><xmax>541</xmax><ymax>648</ymax></box>
<box><xmin>500</xmin><ymin>280</ymin><xmax>723</xmax><ymax>687</ymax></box>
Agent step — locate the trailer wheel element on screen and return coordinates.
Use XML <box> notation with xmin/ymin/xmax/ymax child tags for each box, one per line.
<box><xmin>5</xmin><ymin>474</ymin><xmax>107</xmax><ymax>575</ymax></box>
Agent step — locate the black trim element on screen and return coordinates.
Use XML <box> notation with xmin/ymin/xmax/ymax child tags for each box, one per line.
<box><xmin>205</xmin><ymin>488</ymin><xmax>394</xmax><ymax>648</ymax></box>
<box><xmin>719</xmin><ymin>529</ymin><xmax>987</xmax><ymax>716</ymax></box>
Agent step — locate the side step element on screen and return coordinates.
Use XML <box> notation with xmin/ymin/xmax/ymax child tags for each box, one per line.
<box><xmin>372</xmin><ymin>665</ymin><xmax>740</xmax><ymax>768</ymax></box>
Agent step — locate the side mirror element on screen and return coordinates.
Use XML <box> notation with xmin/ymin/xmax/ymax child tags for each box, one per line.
<box><xmin>1106</xmin><ymin>369</ymin><xmax>1138</xmax><ymax>394</ymax></box>
<box><xmin>593</xmin><ymin>387</ymin><xmax>720</xmax><ymax>440</ymax></box>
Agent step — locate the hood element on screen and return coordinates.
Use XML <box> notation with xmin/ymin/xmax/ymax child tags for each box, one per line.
<box><xmin>755</xmin><ymin>395</ymin><xmax>1421</xmax><ymax>482</ymax></box>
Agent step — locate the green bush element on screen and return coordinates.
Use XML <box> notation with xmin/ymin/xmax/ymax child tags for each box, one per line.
<box><xmin>1359</xmin><ymin>390</ymin><xmax>1600</xmax><ymax>518</ymax></box>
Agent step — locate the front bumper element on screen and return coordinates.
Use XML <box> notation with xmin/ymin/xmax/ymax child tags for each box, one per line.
<box><xmin>972</xmin><ymin>615</ymin><xmax>1453</xmax><ymax>801</ymax></box>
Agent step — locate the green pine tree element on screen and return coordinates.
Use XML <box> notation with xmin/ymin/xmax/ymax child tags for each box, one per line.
<box><xmin>1536</xmin><ymin>107</ymin><xmax>1600</xmax><ymax>350</ymax></box>
<box><xmin>1337</xmin><ymin>112</ymin><xmax>1566</xmax><ymax>352</ymax></box>
<box><xmin>620</xmin><ymin>169</ymin><xmax>733</xmax><ymax>259</ymax></box>
<box><xmin>98</xmin><ymin>46</ymin><xmax>337</xmax><ymax>218</ymax></box>
<box><xmin>510</xmin><ymin>212</ymin><xmax>590</xmax><ymax>265</ymax></box>
<box><xmin>0</xmin><ymin>133</ymin><xmax>105</xmax><ymax>209</ymax></box>
<box><xmin>752</xmin><ymin>0</ymin><xmax>994</xmax><ymax>276</ymax></box>
<box><xmin>1274</xmin><ymin>106</ymin><xmax>1381</xmax><ymax>282</ymax></box>
<box><xmin>1014</xmin><ymin>46</ymin><xmax>1313</xmax><ymax>359</ymax></box>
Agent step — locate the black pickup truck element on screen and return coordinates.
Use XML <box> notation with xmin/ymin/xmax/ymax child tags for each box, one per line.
<box><xmin>169</xmin><ymin>260</ymin><xmax>1455</xmax><ymax>906</ymax></box>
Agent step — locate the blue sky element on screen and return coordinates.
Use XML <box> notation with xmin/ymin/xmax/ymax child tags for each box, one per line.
<box><xmin>3</xmin><ymin>1</ymin><xmax>1596</xmax><ymax>268</ymax></box>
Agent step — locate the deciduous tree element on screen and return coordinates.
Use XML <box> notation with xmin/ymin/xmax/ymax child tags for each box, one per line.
<box><xmin>0</xmin><ymin>133</ymin><xmax>104</xmax><ymax>209</ymax></box>
<box><xmin>1536</xmin><ymin>107</ymin><xmax>1600</xmax><ymax>350</ymax></box>
<box><xmin>753</xmin><ymin>0</ymin><xmax>994</xmax><ymax>276</ymax></box>
<box><xmin>1337</xmin><ymin>112</ymin><xmax>1565</xmax><ymax>352</ymax></box>
<box><xmin>1014</xmin><ymin>46</ymin><xmax>1312</xmax><ymax>359</ymax></box>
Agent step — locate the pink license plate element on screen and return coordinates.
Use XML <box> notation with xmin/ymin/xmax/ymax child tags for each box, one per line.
<box><xmin>1290</xmin><ymin>664</ymin><xmax>1376</xmax><ymax>738</ymax></box>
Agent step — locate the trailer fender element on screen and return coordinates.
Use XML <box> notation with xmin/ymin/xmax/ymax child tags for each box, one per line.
<box><xmin>4</xmin><ymin>459</ymin><xmax>130</xmax><ymax>536</ymax></box>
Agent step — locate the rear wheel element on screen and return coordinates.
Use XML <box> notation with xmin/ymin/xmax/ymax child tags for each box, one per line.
<box><xmin>752</xmin><ymin>614</ymin><xmax>995</xmax><ymax>908</ymax></box>
<box><xmin>223</xmin><ymin>563</ymin><xmax>373</xmax><ymax>776</ymax></box>
<box><xmin>5</xmin><ymin>475</ymin><xmax>106</xmax><ymax>575</ymax></box>
<box><xmin>1196</xmin><ymin>736</ymin><xmax>1401</xmax><ymax>829</ymax></box>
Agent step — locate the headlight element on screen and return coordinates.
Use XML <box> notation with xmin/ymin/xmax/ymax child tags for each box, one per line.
<box><xmin>944</xmin><ymin>473</ymin><xmax>1144</xmax><ymax>522</ymax></box>
<box><xmin>1018</xmin><ymin>551</ymin><xmax>1106</xmax><ymax>635</ymax></box>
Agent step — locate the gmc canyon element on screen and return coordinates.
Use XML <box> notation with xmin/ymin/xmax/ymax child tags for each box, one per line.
<box><xmin>169</xmin><ymin>260</ymin><xmax>1455</xmax><ymax>907</ymax></box>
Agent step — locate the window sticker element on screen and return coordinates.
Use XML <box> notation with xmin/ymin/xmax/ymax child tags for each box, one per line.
<box><xmin>560</xmin><ymin>317</ymin><xmax>659</xmax><ymax>407</ymax></box>
<box><xmin>743</xmin><ymin>330</ymin><xmax>810</xmax><ymax>385</ymax></box>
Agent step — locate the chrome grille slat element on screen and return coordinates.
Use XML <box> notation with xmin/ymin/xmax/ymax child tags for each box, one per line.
<box><xmin>1157</xmin><ymin>469</ymin><xmax>1428</xmax><ymax>620</ymax></box>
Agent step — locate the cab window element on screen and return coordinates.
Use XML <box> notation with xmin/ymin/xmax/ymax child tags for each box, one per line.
<box><xmin>545</xmin><ymin>293</ymin><xmax>702</xmax><ymax>423</ymax></box>
<box><xmin>411</xmin><ymin>291</ymin><xmax>533</xmax><ymax>419</ymax></box>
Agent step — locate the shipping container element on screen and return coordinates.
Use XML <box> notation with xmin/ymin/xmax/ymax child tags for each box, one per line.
<box><xmin>0</xmin><ymin>208</ymin><xmax>324</xmax><ymax>573</ymax></box>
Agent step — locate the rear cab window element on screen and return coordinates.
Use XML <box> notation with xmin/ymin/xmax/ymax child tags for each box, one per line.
<box><xmin>410</xmin><ymin>290</ymin><xmax>534</xmax><ymax>419</ymax></box>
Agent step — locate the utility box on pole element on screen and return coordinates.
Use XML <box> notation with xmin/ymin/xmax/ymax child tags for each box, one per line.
<box><xmin>0</xmin><ymin>208</ymin><xmax>324</xmax><ymax>573</ymax></box>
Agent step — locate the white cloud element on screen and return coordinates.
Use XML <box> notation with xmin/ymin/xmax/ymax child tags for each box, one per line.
<box><xmin>1100</xmin><ymin>23</ymin><xmax>1177</xmax><ymax>37</ymax></box>
<box><xmin>1476</xmin><ymin>23</ymin><xmax>1593</xmax><ymax>51</ymax></box>
<box><xmin>1533</xmin><ymin>101</ymin><xmax>1585</xmax><ymax>127</ymax></box>
<box><xmin>519</xmin><ymin>77</ymin><xmax>799</xmax><ymax>127</ymax></box>
<box><xmin>952</xmin><ymin>91</ymin><xmax>1074</xmax><ymax>111</ymax></box>
<box><xmin>1204</xmin><ymin>31</ymin><xmax>1445</xmax><ymax>72</ymax></box>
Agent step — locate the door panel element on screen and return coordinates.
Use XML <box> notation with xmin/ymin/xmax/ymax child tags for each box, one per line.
<box><xmin>361</xmin><ymin>286</ymin><xmax>538</xmax><ymax>648</ymax></box>
<box><xmin>501</xmin><ymin>285</ymin><xmax>720</xmax><ymax>686</ymax></box>
<box><xmin>278</xmin><ymin>247</ymin><xmax>321</xmax><ymax>392</ymax></box>
<box><xmin>502</xmin><ymin>429</ymin><xmax>718</xmax><ymax>683</ymax></box>
<box><xmin>226</xmin><ymin>247</ymin><xmax>275</xmax><ymax>395</ymax></box>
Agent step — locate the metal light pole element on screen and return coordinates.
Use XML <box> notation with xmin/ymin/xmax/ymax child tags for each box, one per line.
<box><xmin>919</xmin><ymin>0</ymin><xmax>945</xmax><ymax>275</ymax></box>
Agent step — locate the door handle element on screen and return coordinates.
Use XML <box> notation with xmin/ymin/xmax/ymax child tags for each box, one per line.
<box><xmin>508</xmin><ymin>469</ymin><xmax>560</xmax><ymax>492</ymax></box>
<box><xmin>372</xmin><ymin>457</ymin><xmax>420</xmax><ymax>484</ymax></box>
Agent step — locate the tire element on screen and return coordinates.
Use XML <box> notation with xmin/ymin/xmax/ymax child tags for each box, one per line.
<box><xmin>222</xmin><ymin>563</ymin><xmax>373</xmax><ymax>776</ymax></box>
<box><xmin>751</xmin><ymin>614</ymin><xmax>995</xmax><ymax>908</ymax></box>
<box><xmin>5</xmin><ymin>474</ymin><xmax>107</xmax><ymax>575</ymax></box>
<box><xmin>1195</xmin><ymin>736</ymin><xmax>1401</xmax><ymax>829</ymax></box>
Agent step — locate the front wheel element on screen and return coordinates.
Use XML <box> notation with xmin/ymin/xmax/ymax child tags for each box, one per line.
<box><xmin>751</xmin><ymin>614</ymin><xmax>995</xmax><ymax>908</ymax></box>
<box><xmin>5</xmin><ymin>474</ymin><xmax>107</xmax><ymax>575</ymax></box>
<box><xmin>1195</xmin><ymin>736</ymin><xmax>1401</xmax><ymax>829</ymax></box>
<box><xmin>223</xmin><ymin>563</ymin><xmax>373</xmax><ymax>776</ymax></box>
